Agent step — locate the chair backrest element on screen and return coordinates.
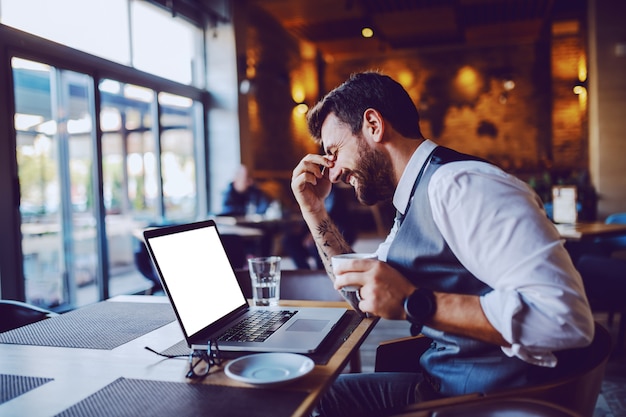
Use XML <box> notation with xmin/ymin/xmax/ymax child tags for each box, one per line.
<box><xmin>0</xmin><ymin>299</ymin><xmax>59</xmax><ymax>333</ymax></box>
<box><xmin>235</xmin><ymin>269</ymin><xmax>344</xmax><ymax>301</ymax></box>
<box><xmin>483</xmin><ymin>322</ymin><xmax>611</xmax><ymax>417</ymax></box>
<box><xmin>606</xmin><ymin>212</ymin><xmax>626</xmax><ymax>225</ymax></box>
<box><xmin>601</xmin><ymin>212</ymin><xmax>626</xmax><ymax>254</ymax></box>
<box><xmin>375</xmin><ymin>334</ymin><xmax>432</xmax><ymax>373</ymax></box>
<box><xmin>378</xmin><ymin>322</ymin><xmax>611</xmax><ymax>417</ymax></box>
<box><xmin>576</xmin><ymin>254</ymin><xmax>626</xmax><ymax>307</ymax></box>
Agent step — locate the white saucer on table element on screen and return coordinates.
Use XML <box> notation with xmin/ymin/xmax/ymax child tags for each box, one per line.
<box><xmin>224</xmin><ymin>353</ymin><xmax>314</xmax><ymax>386</ymax></box>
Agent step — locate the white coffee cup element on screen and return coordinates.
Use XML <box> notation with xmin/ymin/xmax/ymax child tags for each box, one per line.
<box><xmin>331</xmin><ymin>253</ymin><xmax>377</xmax><ymax>316</ymax></box>
<box><xmin>331</xmin><ymin>252</ymin><xmax>378</xmax><ymax>267</ymax></box>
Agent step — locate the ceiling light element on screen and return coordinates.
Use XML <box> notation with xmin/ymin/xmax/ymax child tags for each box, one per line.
<box><xmin>295</xmin><ymin>103</ymin><xmax>309</xmax><ymax>114</ymax></box>
<box><xmin>503</xmin><ymin>79</ymin><xmax>515</xmax><ymax>91</ymax></box>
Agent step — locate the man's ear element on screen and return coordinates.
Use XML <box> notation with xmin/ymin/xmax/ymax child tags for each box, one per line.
<box><xmin>362</xmin><ymin>108</ymin><xmax>385</xmax><ymax>143</ymax></box>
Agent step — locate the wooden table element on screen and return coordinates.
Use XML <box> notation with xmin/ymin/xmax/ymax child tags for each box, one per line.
<box><xmin>554</xmin><ymin>221</ymin><xmax>626</xmax><ymax>264</ymax></box>
<box><xmin>554</xmin><ymin>222</ymin><xmax>626</xmax><ymax>242</ymax></box>
<box><xmin>0</xmin><ymin>295</ymin><xmax>376</xmax><ymax>417</ymax></box>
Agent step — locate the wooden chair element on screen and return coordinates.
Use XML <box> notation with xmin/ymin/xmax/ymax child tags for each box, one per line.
<box><xmin>0</xmin><ymin>299</ymin><xmax>59</xmax><ymax>333</ymax></box>
<box><xmin>376</xmin><ymin>322</ymin><xmax>611</xmax><ymax>417</ymax></box>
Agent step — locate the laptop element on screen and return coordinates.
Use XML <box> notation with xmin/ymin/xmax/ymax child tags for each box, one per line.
<box><xmin>143</xmin><ymin>219</ymin><xmax>347</xmax><ymax>353</ymax></box>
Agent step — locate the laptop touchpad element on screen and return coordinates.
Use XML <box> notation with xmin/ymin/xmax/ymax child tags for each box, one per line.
<box><xmin>287</xmin><ymin>319</ymin><xmax>328</xmax><ymax>332</ymax></box>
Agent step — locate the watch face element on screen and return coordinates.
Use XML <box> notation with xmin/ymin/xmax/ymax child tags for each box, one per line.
<box><xmin>405</xmin><ymin>289</ymin><xmax>435</xmax><ymax>324</ymax></box>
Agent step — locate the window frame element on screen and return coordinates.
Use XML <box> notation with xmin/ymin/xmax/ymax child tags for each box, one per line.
<box><xmin>0</xmin><ymin>23</ymin><xmax>210</xmax><ymax>306</ymax></box>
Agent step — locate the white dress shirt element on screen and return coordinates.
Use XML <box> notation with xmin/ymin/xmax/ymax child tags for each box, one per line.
<box><xmin>377</xmin><ymin>140</ymin><xmax>594</xmax><ymax>367</ymax></box>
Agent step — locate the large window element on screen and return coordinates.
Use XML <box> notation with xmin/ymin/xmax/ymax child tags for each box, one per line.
<box><xmin>2</xmin><ymin>0</ymin><xmax>209</xmax><ymax>309</ymax></box>
<box><xmin>0</xmin><ymin>0</ymin><xmax>204</xmax><ymax>86</ymax></box>
<box><xmin>131</xmin><ymin>1</ymin><xmax>203</xmax><ymax>85</ymax></box>
<box><xmin>13</xmin><ymin>58</ymin><xmax>205</xmax><ymax>308</ymax></box>
<box><xmin>1</xmin><ymin>0</ymin><xmax>131</xmax><ymax>65</ymax></box>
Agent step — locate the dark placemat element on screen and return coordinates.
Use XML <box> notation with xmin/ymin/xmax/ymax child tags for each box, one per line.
<box><xmin>156</xmin><ymin>310</ymin><xmax>363</xmax><ymax>365</ymax></box>
<box><xmin>1</xmin><ymin>374</ymin><xmax>53</xmax><ymax>404</ymax></box>
<box><xmin>55</xmin><ymin>377</ymin><xmax>308</xmax><ymax>417</ymax></box>
<box><xmin>0</xmin><ymin>302</ymin><xmax>176</xmax><ymax>350</ymax></box>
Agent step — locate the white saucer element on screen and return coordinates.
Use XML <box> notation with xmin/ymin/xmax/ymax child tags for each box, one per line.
<box><xmin>224</xmin><ymin>353</ymin><xmax>315</xmax><ymax>386</ymax></box>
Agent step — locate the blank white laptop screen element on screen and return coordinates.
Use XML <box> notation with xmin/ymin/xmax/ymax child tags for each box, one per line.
<box><xmin>146</xmin><ymin>226</ymin><xmax>245</xmax><ymax>336</ymax></box>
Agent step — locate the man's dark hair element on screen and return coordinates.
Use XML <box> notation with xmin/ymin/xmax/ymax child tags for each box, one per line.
<box><xmin>307</xmin><ymin>71</ymin><xmax>424</xmax><ymax>142</ymax></box>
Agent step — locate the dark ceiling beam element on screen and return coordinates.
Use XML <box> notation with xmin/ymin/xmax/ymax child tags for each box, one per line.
<box><xmin>147</xmin><ymin>0</ymin><xmax>232</xmax><ymax>27</ymax></box>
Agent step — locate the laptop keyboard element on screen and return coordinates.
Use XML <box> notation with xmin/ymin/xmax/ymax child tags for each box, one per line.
<box><xmin>218</xmin><ymin>310</ymin><xmax>297</xmax><ymax>343</ymax></box>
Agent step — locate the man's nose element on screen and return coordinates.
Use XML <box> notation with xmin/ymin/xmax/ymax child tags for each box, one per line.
<box><xmin>328</xmin><ymin>166</ymin><xmax>341</xmax><ymax>183</ymax></box>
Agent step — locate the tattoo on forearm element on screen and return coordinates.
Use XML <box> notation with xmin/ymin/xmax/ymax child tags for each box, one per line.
<box><xmin>316</xmin><ymin>218</ymin><xmax>333</xmax><ymax>237</ymax></box>
<box><xmin>314</xmin><ymin>217</ymin><xmax>352</xmax><ymax>265</ymax></box>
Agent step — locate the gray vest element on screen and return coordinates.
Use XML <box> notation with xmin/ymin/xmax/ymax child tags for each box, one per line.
<box><xmin>387</xmin><ymin>146</ymin><xmax>545</xmax><ymax>398</ymax></box>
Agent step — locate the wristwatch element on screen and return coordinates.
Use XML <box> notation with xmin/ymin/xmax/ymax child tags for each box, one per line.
<box><xmin>404</xmin><ymin>288</ymin><xmax>436</xmax><ymax>335</ymax></box>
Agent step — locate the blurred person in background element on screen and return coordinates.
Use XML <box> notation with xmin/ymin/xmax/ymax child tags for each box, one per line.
<box><xmin>220</xmin><ymin>164</ymin><xmax>271</xmax><ymax>216</ymax></box>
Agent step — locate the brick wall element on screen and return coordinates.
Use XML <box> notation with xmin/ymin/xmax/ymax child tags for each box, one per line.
<box><xmin>551</xmin><ymin>31</ymin><xmax>589</xmax><ymax>171</ymax></box>
<box><xmin>241</xmin><ymin>6</ymin><xmax>588</xmax><ymax>181</ymax></box>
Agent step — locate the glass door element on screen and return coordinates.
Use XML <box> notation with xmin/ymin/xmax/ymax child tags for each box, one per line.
<box><xmin>100</xmin><ymin>80</ymin><xmax>161</xmax><ymax>295</ymax></box>
<box><xmin>13</xmin><ymin>58</ymin><xmax>99</xmax><ymax>308</ymax></box>
<box><xmin>159</xmin><ymin>92</ymin><xmax>201</xmax><ymax>221</ymax></box>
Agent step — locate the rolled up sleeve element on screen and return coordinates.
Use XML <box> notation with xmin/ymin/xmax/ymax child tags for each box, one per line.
<box><xmin>430</xmin><ymin>162</ymin><xmax>595</xmax><ymax>366</ymax></box>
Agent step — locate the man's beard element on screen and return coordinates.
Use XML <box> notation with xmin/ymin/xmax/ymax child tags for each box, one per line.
<box><xmin>348</xmin><ymin>139</ymin><xmax>395</xmax><ymax>206</ymax></box>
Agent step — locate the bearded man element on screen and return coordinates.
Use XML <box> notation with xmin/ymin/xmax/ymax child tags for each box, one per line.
<box><xmin>290</xmin><ymin>71</ymin><xmax>594</xmax><ymax>417</ymax></box>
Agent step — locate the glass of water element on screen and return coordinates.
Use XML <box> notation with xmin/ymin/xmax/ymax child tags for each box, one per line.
<box><xmin>247</xmin><ymin>256</ymin><xmax>281</xmax><ymax>306</ymax></box>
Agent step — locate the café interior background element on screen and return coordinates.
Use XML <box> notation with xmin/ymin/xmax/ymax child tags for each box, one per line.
<box><xmin>238</xmin><ymin>0</ymin><xmax>624</xmax><ymax>222</ymax></box>
<box><xmin>0</xmin><ymin>0</ymin><xmax>625</xmax><ymax>311</ymax></box>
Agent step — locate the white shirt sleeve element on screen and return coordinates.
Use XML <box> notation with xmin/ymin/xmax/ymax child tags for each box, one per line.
<box><xmin>428</xmin><ymin>161</ymin><xmax>594</xmax><ymax>366</ymax></box>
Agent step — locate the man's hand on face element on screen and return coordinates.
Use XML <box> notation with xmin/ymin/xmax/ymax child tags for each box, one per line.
<box><xmin>291</xmin><ymin>153</ymin><xmax>334</xmax><ymax>215</ymax></box>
